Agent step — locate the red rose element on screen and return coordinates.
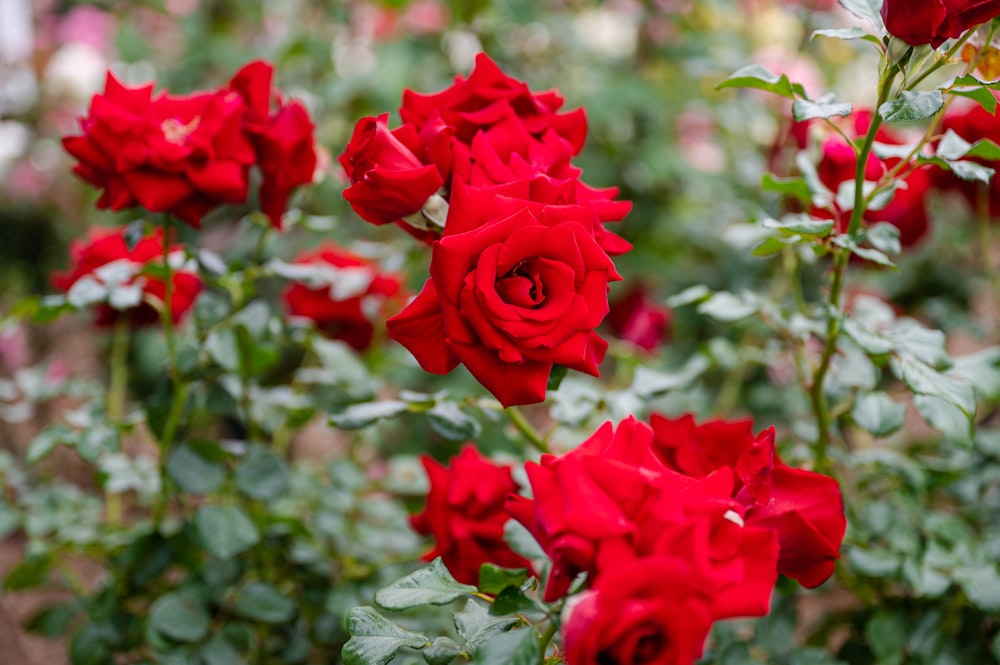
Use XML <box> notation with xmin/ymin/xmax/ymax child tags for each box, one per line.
<box><xmin>410</xmin><ymin>445</ymin><xmax>535</xmax><ymax>585</ymax></box>
<box><xmin>649</xmin><ymin>414</ymin><xmax>847</xmax><ymax>588</ymax></box>
<box><xmin>338</xmin><ymin>113</ymin><xmax>446</xmax><ymax>226</ymax></box>
<box><xmin>281</xmin><ymin>244</ymin><xmax>402</xmax><ymax>352</ymax></box>
<box><xmin>607</xmin><ymin>284</ymin><xmax>672</xmax><ymax>352</ymax></box>
<box><xmin>882</xmin><ymin>0</ymin><xmax>1000</xmax><ymax>48</ymax></box>
<box><xmin>52</xmin><ymin>225</ymin><xmax>202</xmax><ymax>327</ymax></box>
<box><xmin>813</xmin><ymin>111</ymin><xmax>932</xmax><ymax>247</ymax></box>
<box><xmin>562</xmin><ymin>558</ymin><xmax>715</xmax><ymax>665</ymax></box>
<box><xmin>939</xmin><ymin>96</ymin><xmax>1000</xmax><ymax>216</ymax></box>
<box><xmin>506</xmin><ymin>417</ymin><xmax>779</xmax><ymax>611</ymax></box>
<box><xmin>229</xmin><ymin>61</ymin><xmax>318</xmax><ymax>229</ymax></box>
<box><xmin>386</xmin><ymin>183</ymin><xmax>620</xmax><ymax>407</ymax></box>
<box><xmin>62</xmin><ymin>72</ymin><xmax>256</xmax><ymax>227</ymax></box>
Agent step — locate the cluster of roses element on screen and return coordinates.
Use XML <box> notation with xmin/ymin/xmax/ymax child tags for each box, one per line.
<box><xmin>412</xmin><ymin>415</ymin><xmax>846</xmax><ymax>665</ymax></box>
<box><xmin>339</xmin><ymin>53</ymin><xmax>633</xmax><ymax>406</ymax></box>
<box><xmin>58</xmin><ymin>62</ymin><xmax>406</xmax><ymax>345</ymax></box>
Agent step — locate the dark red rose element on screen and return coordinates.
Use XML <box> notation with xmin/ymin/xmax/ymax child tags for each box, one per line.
<box><xmin>813</xmin><ymin>111</ymin><xmax>932</xmax><ymax>247</ymax></box>
<box><xmin>386</xmin><ymin>182</ymin><xmax>620</xmax><ymax>407</ymax></box>
<box><xmin>882</xmin><ymin>0</ymin><xmax>1000</xmax><ymax>48</ymax></box>
<box><xmin>410</xmin><ymin>445</ymin><xmax>535</xmax><ymax>585</ymax></box>
<box><xmin>506</xmin><ymin>417</ymin><xmax>779</xmax><ymax>612</ymax></box>
<box><xmin>52</xmin><ymin>225</ymin><xmax>201</xmax><ymax>327</ymax></box>
<box><xmin>338</xmin><ymin>113</ymin><xmax>445</xmax><ymax>226</ymax></box>
<box><xmin>562</xmin><ymin>558</ymin><xmax>715</xmax><ymax>665</ymax></box>
<box><xmin>281</xmin><ymin>244</ymin><xmax>402</xmax><ymax>352</ymax></box>
<box><xmin>607</xmin><ymin>285</ymin><xmax>672</xmax><ymax>352</ymax></box>
<box><xmin>649</xmin><ymin>414</ymin><xmax>847</xmax><ymax>588</ymax></box>
<box><xmin>62</xmin><ymin>72</ymin><xmax>256</xmax><ymax>227</ymax></box>
<box><xmin>229</xmin><ymin>61</ymin><xmax>317</xmax><ymax>229</ymax></box>
<box><xmin>939</xmin><ymin>95</ymin><xmax>1000</xmax><ymax>216</ymax></box>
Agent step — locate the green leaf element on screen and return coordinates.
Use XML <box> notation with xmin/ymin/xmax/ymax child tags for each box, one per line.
<box><xmin>865</xmin><ymin>223</ymin><xmax>901</xmax><ymax>256</ymax></box>
<box><xmin>697</xmin><ymin>291</ymin><xmax>760</xmax><ymax>321</ymax></box>
<box><xmin>70</xmin><ymin>622</ymin><xmax>116</xmax><ymax>665</ymax></box>
<box><xmin>952</xmin><ymin>86</ymin><xmax>998</xmax><ymax>113</ymax></box>
<box><xmin>966</xmin><ymin>138</ymin><xmax>1000</xmax><ymax>161</ymax></box>
<box><xmin>951</xmin><ymin>347</ymin><xmax>1000</xmax><ymax>400</ymax></box>
<box><xmin>955</xmin><ymin>565</ymin><xmax>1000</xmax><ymax>611</ymax></box>
<box><xmin>234</xmin><ymin>448</ymin><xmax>289</xmax><ymax>501</ymax></box>
<box><xmin>948</xmin><ymin>160</ymin><xmax>995</xmax><ymax>184</ymax></box>
<box><xmin>427</xmin><ymin>402</ymin><xmax>482</xmax><ymax>441</ymax></box>
<box><xmin>166</xmin><ymin>444</ymin><xmax>225</xmax><ymax>495</ymax></box>
<box><xmin>375</xmin><ymin>558</ymin><xmax>477</xmax><ymax>610</ymax></box>
<box><xmin>478</xmin><ymin>564</ymin><xmax>528</xmax><ymax>595</ymax></box>
<box><xmin>342</xmin><ymin>606</ymin><xmax>429</xmax><ymax>665</ymax></box>
<box><xmin>864</xmin><ymin>612</ymin><xmax>906</xmax><ymax>665</ymax></box>
<box><xmin>832</xmin><ymin>235</ymin><xmax>896</xmax><ymax>268</ymax></box>
<box><xmin>715</xmin><ymin>64</ymin><xmax>806</xmax><ymax>99</ymax></box>
<box><xmin>811</xmin><ymin>27</ymin><xmax>867</xmax><ymax>40</ymax></box>
<box><xmin>329</xmin><ymin>400</ymin><xmax>408</xmax><ymax>429</ymax></box>
<box><xmin>455</xmin><ymin>599</ymin><xmax>519</xmax><ymax>651</ymax></box>
<box><xmin>666</xmin><ymin>284</ymin><xmax>711</xmax><ymax>307</ymax></box>
<box><xmin>853</xmin><ymin>392</ymin><xmax>906</xmax><ymax>437</ymax></box>
<box><xmin>26</xmin><ymin>601</ymin><xmax>79</xmax><ymax>638</ymax></box>
<box><xmin>4</xmin><ymin>554</ymin><xmax>52</xmax><ymax>591</ymax></box>
<box><xmin>233</xmin><ymin>581</ymin><xmax>296</xmax><ymax>623</ymax></box>
<box><xmin>913</xmin><ymin>395</ymin><xmax>974</xmax><ymax>446</ymax></box>
<box><xmin>471</xmin><ymin>628</ymin><xmax>539</xmax><ymax>665</ymax></box>
<box><xmin>837</xmin><ymin>0</ymin><xmax>884</xmax><ymax>30</ymax></box>
<box><xmin>199</xmin><ymin>635</ymin><xmax>245</xmax><ymax>665</ymax></box>
<box><xmin>206</xmin><ymin>329</ymin><xmax>240</xmax><ymax>372</ymax></box>
<box><xmin>25</xmin><ymin>425</ymin><xmax>75</xmax><ymax>465</ymax></box>
<box><xmin>878</xmin><ymin>90</ymin><xmax>944</xmax><ymax>123</ymax></box>
<box><xmin>793</xmin><ymin>97</ymin><xmax>852</xmax><ymax>122</ymax></box>
<box><xmin>762</xmin><ymin>216</ymin><xmax>834</xmax><ymax>236</ymax></box>
<box><xmin>762</xmin><ymin>174</ymin><xmax>813</xmax><ymax>204</ymax></box>
<box><xmin>849</xmin><ymin>547</ymin><xmax>901</xmax><ymax>577</ymax></box>
<box><xmin>195</xmin><ymin>505</ymin><xmax>260</xmax><ymax>559</ymax></box>
<box><xmin>893</xmin><ymin>356</ymin><xmax>977</xmax><ymax>415</ymax></box>
<box><xmin>149</xmin><ymin>591</ymin><xmax>210</xmax><ymax>643</ymax></box>
<box><xmin>631</xmin><ymin>355</ymin><xmax>710</xmax><ymax>398</ymax></box>
<box><xmin>423</xmin><ymin>636</ymin><xmax>463</xmax><ymax>665</ymax></box>
<box><xmin>489</xmin><ymin>585</ymin><xmax>538</xmax><ymax>616</ymax></box>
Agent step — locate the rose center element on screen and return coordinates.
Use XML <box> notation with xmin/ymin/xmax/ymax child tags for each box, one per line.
<box><xmin>497</xmin><ymin>261</ymin><xmax>544</xmax><ymax>308</ymax></box>
<box><xmin>161</xmin><ymin>117</ymin><xmax>202</xmax><ymax>145</ymax></box>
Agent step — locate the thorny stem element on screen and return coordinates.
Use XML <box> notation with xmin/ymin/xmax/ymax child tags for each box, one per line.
<box><xmin>538</xmin><ymin>618</ymin><xmax>559</xmax><ymax>663</ymax></box>
<box><xmin>105</xmin><ymin>316</ymin><xmax>130</xmax><ymax>525</ymax></box>
<box><xmin>506</xmin><ymin>405</ymin><xmax>550</xmax><ymax>455</ymax></box>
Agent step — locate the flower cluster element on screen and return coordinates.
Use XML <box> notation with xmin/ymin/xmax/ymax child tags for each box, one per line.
<box><xmin>496</xmin><ymin>415</ymin><xmax>846</xmax><ymax>665</ymax></box>
<box><xmin>51</xmin><ymin>225</ymin><xmax>201</xmax><ymax>327</ymax></box>
<box><xmin>342</xmin><ymin>53</ymin><xmax>632</xmax><ymax>406</ymax></box>
<box><xmin>63</xmin><ymin>61</ymin><xmax>316</xmax><ymax>228</ymax></box>
<box><xmin>281</xmin><ymin>244</ymin><xmax>403</xmax><ymax>352</ymax></box>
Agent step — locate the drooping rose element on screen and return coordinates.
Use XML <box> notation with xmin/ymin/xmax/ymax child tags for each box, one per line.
<box><xmin>882</xmin><ymin>0</ymin><xmax>1000</xmax><ymax>48</ymax></box>
<box><xmin>62</xmin><ymin>72</ymin><xmax>256</xmax><ymax>227</ymax></box>
<box><xmin>281</xmin><ymin>244</ymin><xmax>402</xmax><ymax>352</ymax></box>
<box><xmin>338</xmin><ymin>113</ymin><xmax>445</xmax><ymax>226</ymax></box>
<box><xmin>813</xmin><ymin>110</ymin><xmax>933</xmax><ymax>247</ymax></box>
<box><xmin>410</xmin><ymin>445</ymin><xmax>534</xmax><ymax>585</ymax></box>
<box><xmin>228</xmin><ymin>60</ymin><xmax>317</xmax><ymax>229</ymax></box>
<box><xmin>51</xmin><ymin>225</ymin><xmax>201</xmax><ymax>327</ymax></box>
<box><xmin>562</xmin><ymin>558</ymin><xmax>716</xmax><ymax>665</ymax></box>
<box><xmin>649</xmin><ymin>413</ymin><xmax>847</xmax><ymax>588</ymax></box>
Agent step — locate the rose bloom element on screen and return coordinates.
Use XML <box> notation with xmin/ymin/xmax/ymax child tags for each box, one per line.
<box><xmin>882</xmin><ymin>0</ymin><xmax>1000</xmax><ymax>48</ymax></box>
<box><xmin>228</xmin><ymin>61</ymin><xmax>317</xmax><ymax>229</ymax></box>
<box><xmin>814</xmin><ymin>111</ymin><xmax>933</xmax><ymax>247</ymax></box>
<box><xmin>282</xmin><ymin>244</ymin><xmax>402</xmax><ymax>352</ymax></box>
<box><xmin>63</xmin><ymin>72</ymin><xmax>256</xmax><ymax>227</ymax></box>
<box><xmin>939</xmin><ymin>95</ymin><xmax>1000</xmax><ymax>217</ymax></box>
<box><xmin>410</xmin><ymin>445</ymin><xmax>534</xmax><ymax>585</ymax></box>
<box><xmin>386</xmin><ymin>182</ymin><xmax>620</xmax><ymax>407</ymax></box>
<box><xmin>650</xmin><ymin>413</ymin><xmax>847</xmax><ymax>588</ymax></box>
<box><xmin>52</xmin><ymin>225</ymin><xmax>201</xmax><ymax>327</ymax></box>
<box><xmin>562</xmin><ymin>558</ymin><xmax>715</xmax><ymax>665</ymax></box>
<box><xmin>507</xmin><ymin>416</ymin><xmax>779</xmax><ymax>612</ymax></box>
<box><xmin>606</xmin><ymin>284</ymin><xmax>672</xmax><ymax>352</ymax></box>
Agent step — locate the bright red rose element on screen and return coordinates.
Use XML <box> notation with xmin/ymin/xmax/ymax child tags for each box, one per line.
<box><xmin>63</xmin><ymin>72</ymin><xmax>256</xmax><ymax>227</ymax></box>
<box><xmin>52</xmin><ymin>225</ymin><xmax>201</xmax><ymax>327</ymax></box>
<box><xmin>813</xmin><ymin>111</ymin><xmax>932</xmax><ymax>247</ymax></box>
<box><xmin>649</xmin><ymin>414</ymin><xmax>847</xmax><ymax>588</ymax></box>
<box><xmin>386</xmin><ymin>182</ymin><xmax>620</xmax><ymax>407</ymax></box>
<box><xmin>607</xmin><ymin>285</ymin><xmax>672</xmax><ymax>352</ymax></box>
<box><xmin>562</xmin><ymin>558</ymin><xmax>715</xmax><ymax>665</ymax></box>
<box><xmin>410</xmin><ymin>445</ymin><xmax>535</xmax><ymax>585</ymax></box>
<box><xmin>882</xmin><ymin>0</ymin><xmax>1000</xmax><ymax>48</ymax></box>
<box><xmin>229</xmin><ymin>61</ymin><xmax>317</xmax><ymax>229</ymax></box>
<box><xmin>939</xmin><ymin>96</ymin><xmax>1000</xmax><ymax>217</ymax></box>
<box><xmin>282</xmin><ymin>244</ymin><xmax>402</xmax><ymax>352</ymax></box>
<box><xmin>338</xmin><ymin>113</ymin><xmax>445</xmax><ymax>226</ymax></box>
<box><xmin>506</xmin><ymin>417</ymin><xmax>779</xmax><ymax>611</ymax></box>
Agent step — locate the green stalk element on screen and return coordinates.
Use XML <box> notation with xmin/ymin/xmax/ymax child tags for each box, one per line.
<box><xmin>506</xmin><ymin>405</ymin><xmax>550</xmax><ymax>455</ymax></box>
<box><xmin>105</xmin><ymin>316</ymin><xmax>130</xmax><ymax>525</ymax></box>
